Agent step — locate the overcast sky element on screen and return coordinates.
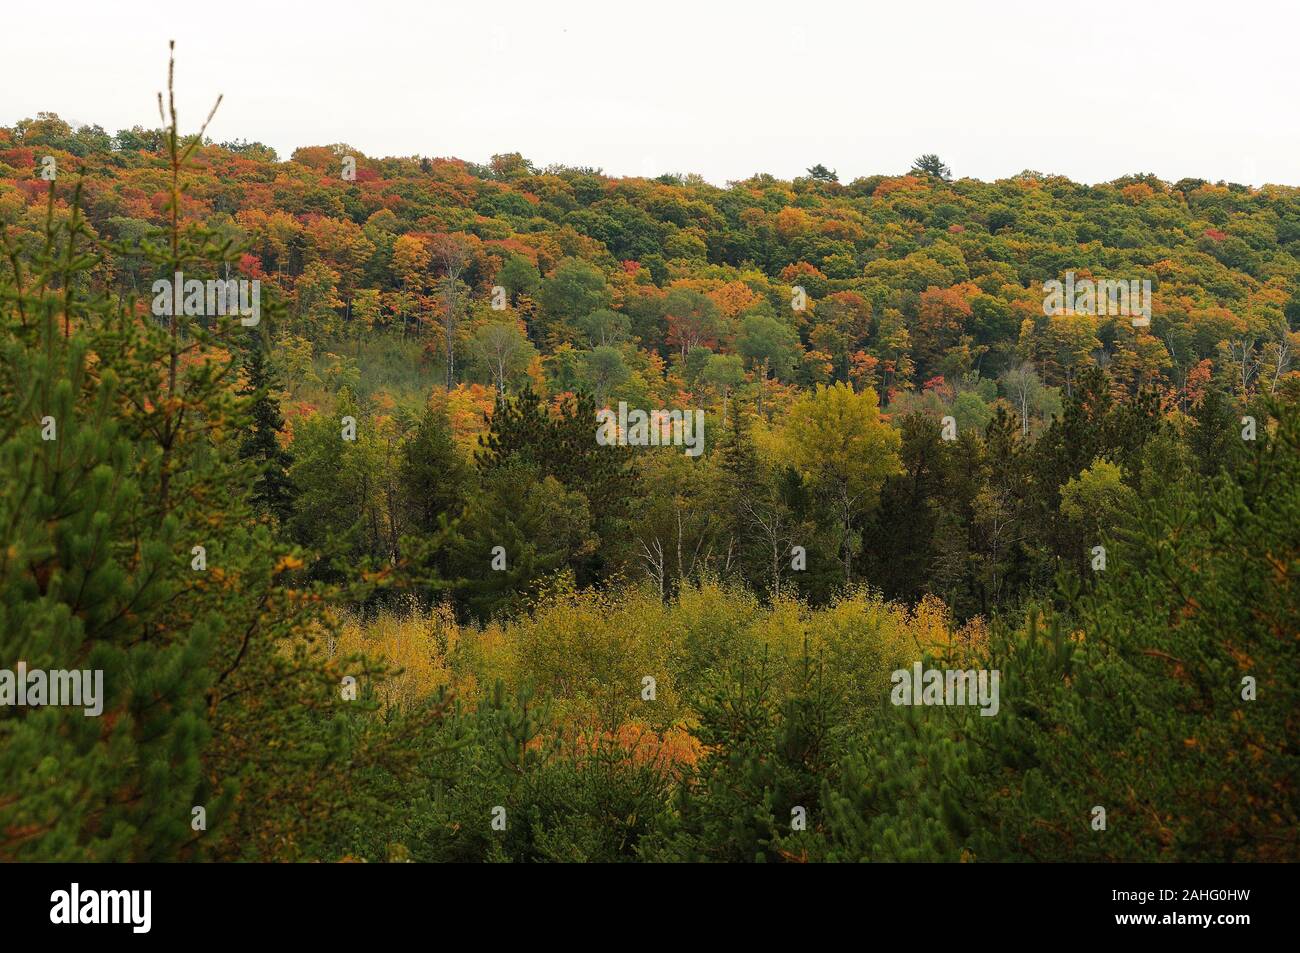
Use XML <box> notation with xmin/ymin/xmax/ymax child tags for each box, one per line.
<box><xmin>3</xmin><ymin>0</ymin><xmax>1296</xmax><ymax>187</ymax></box>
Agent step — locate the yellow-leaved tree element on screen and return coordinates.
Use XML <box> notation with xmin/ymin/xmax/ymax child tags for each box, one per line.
<box><xmin>765</xmin><ymin>382</ymin><xmax>902</xmax><ymax>584</ymax></box>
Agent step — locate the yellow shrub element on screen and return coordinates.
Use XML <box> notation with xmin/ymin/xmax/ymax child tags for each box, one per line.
<box><xmin>506</xmin><ymin>584</ymin><xmax>682</xmax><ymax>729</ymax></box>
<box><xmin>340</xmin><ymin>583</ymin><xmax>985</xmax><ymax>736</ymax></box>
<box><xmin>904</xmin><ymin>593</ymin><xmax>988</xmax><ymax>662</ymax></box>
<box><xmin>334</xmin><ymin>599</ymin><xmax>458</xmax><ymax>709</ymax></box>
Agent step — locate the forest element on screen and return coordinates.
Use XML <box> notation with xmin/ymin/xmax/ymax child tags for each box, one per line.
<box><xmin>1</xmin><ymin>76</ymin><xmax>1297</xmax><ymax>862</ymax></box>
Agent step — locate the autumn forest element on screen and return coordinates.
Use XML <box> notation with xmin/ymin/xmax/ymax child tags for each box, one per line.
<box><xmin>2</xmin><ymin>68</ymin><xmax>1298</xmax><ymax>865</ymax></box>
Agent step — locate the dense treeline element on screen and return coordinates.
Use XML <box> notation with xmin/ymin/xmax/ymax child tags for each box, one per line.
<box><xmin>5</xmin><ymin>113</ymin><xmax>1299</xmax><ymax>407</ymax></box>
<box><xmin>2</xmin><ymin>91</ymin><xmax>1297</xmax><ymax>862</ymax></box>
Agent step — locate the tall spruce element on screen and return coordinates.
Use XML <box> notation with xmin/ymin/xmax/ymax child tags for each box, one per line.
<box><xmin>237</xmin><ymin>332</ymin><xmax>296</xmax><ymax>526</ymax></box>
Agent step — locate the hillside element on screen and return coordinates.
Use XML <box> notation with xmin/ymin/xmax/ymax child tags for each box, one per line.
<box><xmin>1</xmin><ymin>103</ymin><xmax>1297</xmax><ymax>864</ymax></box>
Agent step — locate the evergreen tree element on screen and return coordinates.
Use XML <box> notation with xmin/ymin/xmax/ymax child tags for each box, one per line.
<box><xmin>861</xmin><ymin>413</ymin><xmax>944</xmax><ymax>603</ymax></box>
<box><xmin>0</xmin><ymin>223</ymin><xmax>223</xmax><ymax>857</ymax></box>
<box><xmin>1188</xmin><ymin>382</ymin><xmax>1241</xmax><ymax>477</ymax></box>
<box><xmin>645</xmin><ymin>649</ymin><xmax>837</xmax><ymax>862</ymax></box>
<box><xmin>400</xmin><ymin>403</ymin><xmax>469</xmax><ymax>535</ymax></box>
<box><xmin>237</xmin><ymin>331</ymin><xmax>295</xmax><ymax>526</ymax></box>
<box><xmin>0</xmin><ymin>53</ymin><xmax>438</xmax><ymax>861</ymax></box>
<box><xmin>910</xmin><ymin>153</ymin><xmax>952</xmax><ymax>181</ymax></box>
<box><xmin>711</xmin><ymin>405</ymin><xmax>823</xmax><ymax>599</ymax></box>
<box><xmin>446</xmin><ymin>462</ymin><xmax>596</xmax><ymax>619</ymax></box>
<box><xmin>476</xmin><ymin>385</ymin><xmax>636</xmax><ymax>585</ymax></box>
<box><xmin>393</xmin><ymin>403</ymin><xmax>470</xmax><ymax>604</ymax></box>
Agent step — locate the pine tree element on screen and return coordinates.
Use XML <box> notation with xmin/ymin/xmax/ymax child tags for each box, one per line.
<box><xmin>710</xmin><ymin>404</ymin><xmax>812</xmax><ymax>597</ymax></box>
<box><xmin>861</xmin><ymin>412</ymin><xmax>944</xmax><ymax>603</ymax></box>
<box><xmin>446</xmin><ymin>461</ymin><xmax>596</xmax><ymax>620</ymax></box>
<box><xmin>237</xmin><ymin>331</ymin><xmax>296</xmax><ymax>526</ymax></box>
<box><xmin>400</xmin><ymin>404</ymin><xmax>469</xmax><ymax>535</ymax></box>
<box><xmin>1188</xmin><ymin>381</ymin><xmax>1241</xmax><ymax>476</ymax></box>
<box><xmin>0</xmin><ymin>48</ymin><xmax>439</xmax><ymax>862</ymax></box>
<box><xmin>476</xmin><ymin>385</ymin><xmax>636</xmax><ymax>586</ymax></box>
<box><xmin>644</xmin><ymin>647</ymin><xmax>837</xmax><ymax>862</ymax></box>
<box><xmin>392</xmin><ymin>404</ymin><xmax>469</xmax><ymax>604</ymax></box>
<box><xmin>0</xmin><ymin>229</ymin><xmax>221</xmax><ymax>857</ymax></box>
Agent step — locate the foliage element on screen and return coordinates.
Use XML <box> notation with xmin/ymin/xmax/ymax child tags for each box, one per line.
<box><xmin>4</xmin><ymin>58</ymin><xmax>1298</xmax><ymax>863</ymax></box>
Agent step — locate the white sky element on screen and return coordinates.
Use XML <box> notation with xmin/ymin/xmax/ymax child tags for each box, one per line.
<box><xmin>3</xmin><ymin>0</ymin><xmax>1296</xmax><ymax>187</ymax></box>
